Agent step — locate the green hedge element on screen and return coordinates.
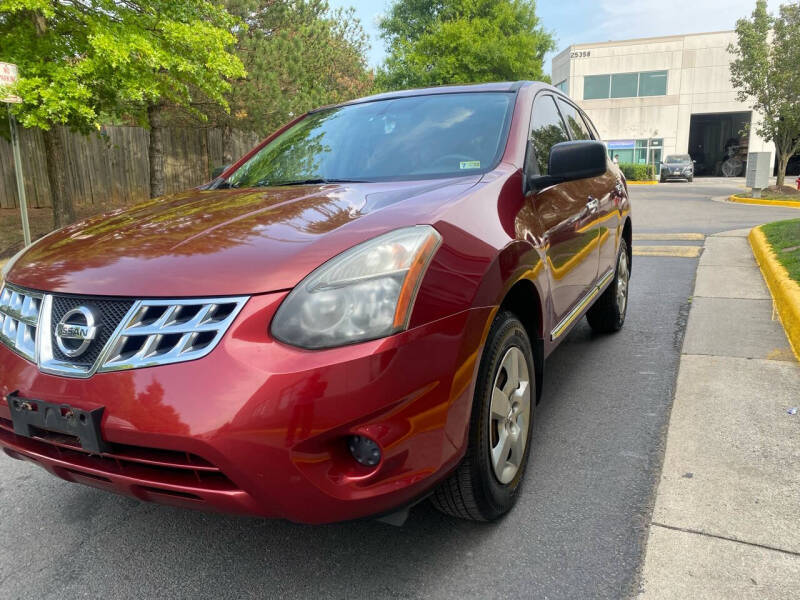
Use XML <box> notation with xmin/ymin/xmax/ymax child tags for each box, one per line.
<box><xmin>618</xmin><ymin>162</ymin><xmax>656</xmax><ymax>181</ymax></box>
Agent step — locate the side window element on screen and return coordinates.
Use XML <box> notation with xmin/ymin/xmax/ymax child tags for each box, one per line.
<box><xmin>527</xmin><ymin>95</ymin><xmax>569</xmax><ymax>175</ymax></box>
<box><xmin>581</xmin><ymin>110</ymin><xmax>601</xmax><ymax>140</ymax></box>
<box><xmin>556</xmin><ymin>98</ymin><xmax>592</xmax><ymax>140</ymax></box>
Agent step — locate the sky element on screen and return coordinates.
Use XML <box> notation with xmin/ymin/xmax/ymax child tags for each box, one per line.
<box><xmin>328</xmin><ymin>0</ymin><xmax>783</xmax><ymax>73</ymax></box>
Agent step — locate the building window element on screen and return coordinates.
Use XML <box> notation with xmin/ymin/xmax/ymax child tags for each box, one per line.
<box><xmin>610</xmin><ymin>73</ymin><xmax>638</xmax><ymax>98</ymax></box>
<box><xmin>611</xmin><ymin>149</ymin><xmax>635</xmax><ymax>163</ymax></box>
<box><xmin>584</xmin><ymin>75</ymin><xmax>610</xmax><ymax>100</ymax></box>
<box><xmin>554</xmin><ymin>79</ymin><xmax>568</xmax><ymax>93</ymax></box>
<box><xmin>635</xmin><ymin>139</ymin><xmax>648</xmax><ymax>164</ymax></box>
<box><xmin>639</xmin><ymin>71</ymin><xmax>668</xmax><ymax>96</ymax></box>
<box><xmin>584</xmin><ymin>71</ymin><xmax>668</xmax><ymax>99</ymax></box>
<box><xmin>607</xmin><ymin>138</ymin><xmax>663</xmax><ymax>168</ymax></box>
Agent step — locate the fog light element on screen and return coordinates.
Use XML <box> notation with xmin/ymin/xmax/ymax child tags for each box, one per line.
<box><xmin>347</xmin><ymin>435</ymin><xmax>381</xmax><ymax>467</ymax></box>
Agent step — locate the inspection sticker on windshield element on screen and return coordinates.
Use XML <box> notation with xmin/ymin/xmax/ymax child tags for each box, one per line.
<box><xmin>460</xmin><ymin>161</ymin><xmax>481</xmax><ymax>169</ymax></box>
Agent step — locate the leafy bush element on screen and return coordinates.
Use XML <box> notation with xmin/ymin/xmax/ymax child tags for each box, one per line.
<box><xmin>618</xmin><ymin>163</ymin><xmax>656</xmax><ymax>181</ymax></box>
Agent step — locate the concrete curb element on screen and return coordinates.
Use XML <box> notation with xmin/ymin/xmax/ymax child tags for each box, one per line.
<box><xmin>638</xmin><ymin>229</ymin><xmax>800</xmax><ymax>598</ymax></box>
<box><xmin>628</xmin><ymin>180</ymin><xmax>659</xmax><ymax>185</ymax></box>
<box><xmin>730</xmin><ymin>194</ymin><xmax>800</xmax><ymax>209</ymax></box>
<box><xmin>749</xmin><ymin>226</ymin><xmax>800</xmax><ymax>362</ymax></box>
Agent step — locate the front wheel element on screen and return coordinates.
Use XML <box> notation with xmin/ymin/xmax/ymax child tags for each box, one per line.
<box><xmin>431</xmin><ymin>311</ymin><xmax>535</xmax><ymax>521</ymax></box>
<box><xmin>586</xmin><ymin>238</ymin><xmax>630</xmax><ymax>333</ymax></box>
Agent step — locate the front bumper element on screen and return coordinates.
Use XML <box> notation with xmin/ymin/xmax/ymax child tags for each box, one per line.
<box><xmin>0</xmin><ymin>291</ymin><xmax>492</xmax><ymax>523</ymax></box>
<box><xmin>661</xmin><ymin>170</ymin><xmax>693</xmax><ymax>180</ymax></box>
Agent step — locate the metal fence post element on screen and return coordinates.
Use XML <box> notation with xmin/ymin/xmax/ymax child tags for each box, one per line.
<box><xmin>8</xmin><ymin>106</ymin><xmax>31</xmax><ymax>247</ymax></box>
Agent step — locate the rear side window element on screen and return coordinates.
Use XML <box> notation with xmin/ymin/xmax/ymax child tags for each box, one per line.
<box><xmin>581</xmin><ymin>111</ymin><xmax>601</xmax><ymax>140</ymax></box>
<box><xmin>556</xmin><ymin>98</ymin><xmax>592</xmax><ymax>140</ymax></box>
<box><xmin>527</xmin><ymin>95</ymin><xmax>569</xmax><ymax>175</ymax></box>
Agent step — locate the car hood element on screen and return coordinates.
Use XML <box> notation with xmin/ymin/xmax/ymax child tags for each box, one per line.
<box><xmin>7</xmin><ymin>177</ymin><xmax>480</xmax><ymax>297</ymax></box>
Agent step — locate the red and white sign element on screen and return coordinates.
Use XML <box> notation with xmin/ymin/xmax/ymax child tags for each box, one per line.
<box><xmin>1</xmin><ymin>62</ymin><xmax>21</xmax><ymax>103</ymax></box>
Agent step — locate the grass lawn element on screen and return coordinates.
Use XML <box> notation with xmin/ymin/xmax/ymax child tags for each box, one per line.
<box><xmin>761</xmin><ymin>218</ymin><xmax>800</xmax><ymax>283</ymax></box>
<box><xmin>739</xmin><ymin>193</ymin><xmax>800</xmax><ymax>202</ymax></box>
<box><xmin>739</xmin><ymin>185</ymin><xmax>800</xmax><ymax>202</ymax></box>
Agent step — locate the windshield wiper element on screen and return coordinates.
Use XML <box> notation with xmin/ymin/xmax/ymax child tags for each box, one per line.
<box><xmin>261</xmin><ymin>178</ymin><xmax>368</xmax><ymax>187</ymax></box>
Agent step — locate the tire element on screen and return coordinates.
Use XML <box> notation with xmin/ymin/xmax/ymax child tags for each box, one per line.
<box><xmin>586</xmin><ymin>238</ymin><xmax>630</xmax><ymax>333</ymax></box>
<box><xmin>659</xmin><ymin>176</ymin><xmax>665</xmax><ymax>183</ymax></box>
<box><xmin>431</xmin><ymin>311</ymin><xmax>535</xmax><ymax>521</ymax></box>
<box><xmin>688</xmin><ymin>176</ymin><xmax>694</xmax><ymax>183</ymax></box>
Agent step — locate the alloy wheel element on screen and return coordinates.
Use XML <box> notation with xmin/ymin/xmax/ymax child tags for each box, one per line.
<box><xmin>616</xmin><ymin>250</ymin><xmax>629</xmax><ymax>315</ymax></box>
<box><xmin>489</xmin><ymin>346</ymin><xmax>531</xmax><ymax>484</ymax></box>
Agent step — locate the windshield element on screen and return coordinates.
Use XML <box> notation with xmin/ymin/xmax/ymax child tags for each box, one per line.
<box><xmin>225</xmin><ymin>92</ymin><xmax>514</xmax><ymax>187</ymax></box>
<box><xmin>664</xmin><ymin>154</ymin><xmax>691</xmax><ymax>163</ymax></box>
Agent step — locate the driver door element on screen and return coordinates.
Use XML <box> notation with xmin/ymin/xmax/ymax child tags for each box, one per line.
<box><xmin>525</xmin><ymin>94</ymin><xmax>601</xmax><ymax>329</ymax></box>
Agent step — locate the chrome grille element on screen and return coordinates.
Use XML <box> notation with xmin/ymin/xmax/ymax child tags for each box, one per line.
<box><xmin>0</xmin><ymin>283</ymin><xmax>248</xmax><ymax>378</ymax></box>
<box><xmin>49</xmin><ymin>296</ymin><xmax>135</xmax><ymax>367</ymax></box>
<box><xmin>0</xmin><ymin>284</ymin><xmax>42</xmax><ymax>361</ymax></box>
<box><xmin>99</xmin><ymin>298</ymin><xmax>248</xmax><ymax>372</ymax></box>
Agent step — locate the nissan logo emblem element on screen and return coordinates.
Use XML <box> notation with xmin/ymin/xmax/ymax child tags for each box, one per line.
<box><xmin>55</xmin><ymin>306</ymin><xmax>100</xmax><ymax>358</ymax></box>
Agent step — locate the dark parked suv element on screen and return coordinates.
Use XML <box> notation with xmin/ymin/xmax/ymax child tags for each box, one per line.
<box><xmin>660</xmin><ymin>154</ymin><xmax>694</xmax><ymax>182</ymax></box>
<box><xmin>0</xmin><ymin>82</ymin><xmax>632</xmax><ymax>524</ymax></box>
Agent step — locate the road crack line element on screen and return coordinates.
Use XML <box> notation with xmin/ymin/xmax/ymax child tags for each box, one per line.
<box><xmin>651</xmin><ymin>521</ymin><xmax>800</xmax><ymax>557</ymax></box>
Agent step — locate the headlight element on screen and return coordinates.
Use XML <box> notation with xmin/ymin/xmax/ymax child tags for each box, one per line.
<box><xmin>271</xmin><ymin>226</ymin><xmax>442</xmax><ymax>349</ymax></box>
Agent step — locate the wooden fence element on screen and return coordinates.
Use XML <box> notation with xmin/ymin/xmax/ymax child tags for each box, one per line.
<box><xmin>0</xmin><ymin>125</ymin><xmax>260</xmax><ymax>209</ymax></box>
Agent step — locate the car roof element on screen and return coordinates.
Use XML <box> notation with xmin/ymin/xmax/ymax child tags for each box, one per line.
<box><xmin>311</xmin><ymin>81</ymin><xmax>549</xmax><ymax>112</ymax></box>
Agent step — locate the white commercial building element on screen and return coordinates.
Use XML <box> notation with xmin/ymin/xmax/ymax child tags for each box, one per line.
<box><xmin>551</xmin><ymin>31</ymin><xmax>775</xmax><ymax>176</ymax></box>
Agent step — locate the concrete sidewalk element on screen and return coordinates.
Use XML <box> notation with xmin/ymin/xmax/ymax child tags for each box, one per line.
<box><xmin>638</xmin><ymin>229</ymin><xmax>800</xmax><ymax>598</ymax></box>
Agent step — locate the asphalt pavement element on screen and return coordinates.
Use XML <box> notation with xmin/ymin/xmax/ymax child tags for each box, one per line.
<box><xmin>0</xmin><ymin>178</ymin><xmax>797</xmax><ymax>599</ymax></box>
<box><xmin>631</xmin><ymin>177</ymin><xmax>800</xmax><ymax>234</ymax></box>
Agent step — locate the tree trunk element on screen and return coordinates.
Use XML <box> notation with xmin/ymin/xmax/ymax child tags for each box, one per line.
<box><xmin>776</xmin><ymin>152</ymin><xmax>788</xmax><ymax>189</ymax></box>
<box><xmin>32</xmin><ymin>12</ymin><xmax>75</xmax><ymax>228</ymax></box>
<box><xmin>222</xmin><ymin>123</ymin><xmax>234</xmax><ymax>166</ymax></box>
<box><xmin>148</xmin><ymin>104</ymin><xmax>165</xmax><ymax>198</ymax></box>
<box><xmin>200</xmin><ymin>128</ymin><xmax>210</xmax><ymax>181</ymax></box>
<box><xmin>42</xmin><ymin>128</ymin><xmax>74</xmax><ymax>228</ymax></box>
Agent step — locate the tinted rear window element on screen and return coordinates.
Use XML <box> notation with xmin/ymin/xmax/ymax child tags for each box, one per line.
<box><xmin>556</xmin><ymin>98</ymin><xmax>592</xmax><ymax>140</ymax></box>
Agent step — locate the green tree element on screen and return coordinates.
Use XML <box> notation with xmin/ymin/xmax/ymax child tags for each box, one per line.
<box><xmin>213</xmin><ymin>0</ymin><xmax>372</xmax><ymax>165</ymax></box>
<box><xmin>376</xmin><ymin>0</ymin><xmax>554</xmax><ymax>91</ymax></box>
<box><xmin>729</xmin><ymin>0</ymin><xmax>800</xmax><ymax>188</ymax></box>
<box><xmin>0</xmin><ymin>0</ymin><xmax>245</xmax><ymax>223</ymax></box>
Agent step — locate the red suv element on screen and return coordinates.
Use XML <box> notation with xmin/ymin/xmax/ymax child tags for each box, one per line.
<box><xmin>0</xmin><ymin>82</ymin><xmax>631</xmax><ymax>524</ymax></box>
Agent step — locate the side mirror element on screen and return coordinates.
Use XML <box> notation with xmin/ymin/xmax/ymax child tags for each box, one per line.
<box><xmin>527</xmin><ymin>140</ymin><xmax>608</xmax><ymax>193</ymax></box>
<box><xmin>212</xmin><ymin>164</ymin><xmax>231</xmax><ymax>179</ymax></box>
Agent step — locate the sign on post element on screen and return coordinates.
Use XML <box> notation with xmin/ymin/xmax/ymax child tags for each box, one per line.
<box><xmin>0</xmin><ymin>63</ymin><xmax>21</xmax><ymax>103</ymax></box>
<box><xmin>1</xmin><ymin>62</ymin><xmax>31</xmax><ymax>247</ymax></box>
